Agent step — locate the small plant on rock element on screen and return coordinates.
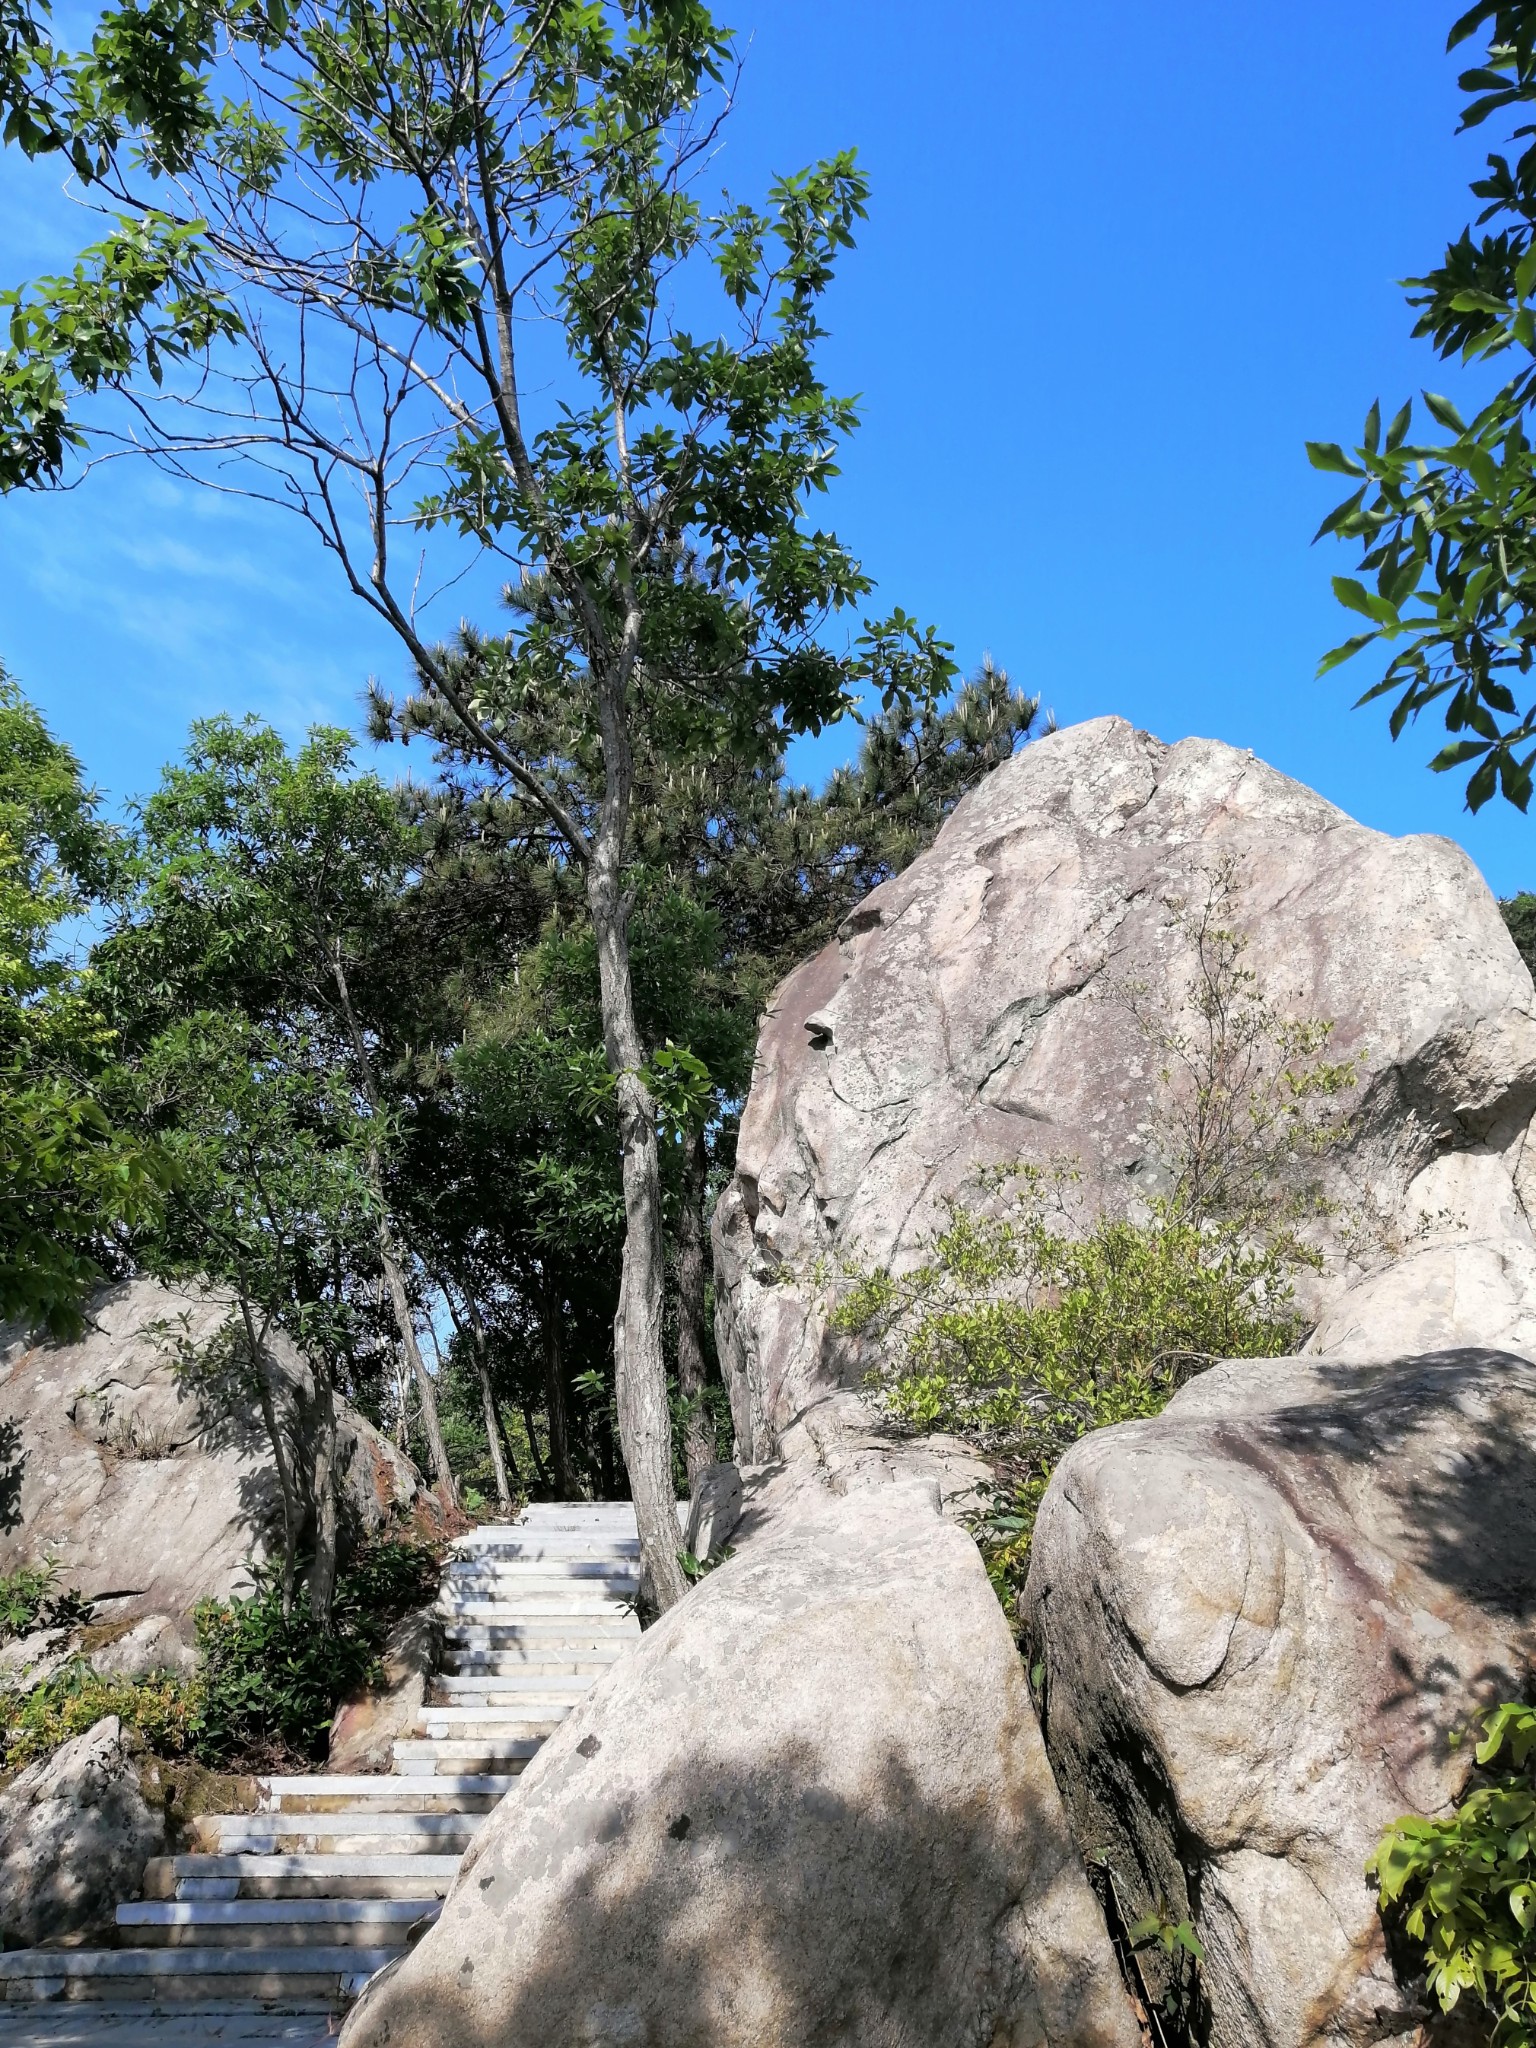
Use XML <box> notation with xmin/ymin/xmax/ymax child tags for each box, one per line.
<box><xmin>833</xmin><ymin>1179</ymin><xmax>1306</xmax><ymax>1602</ymax></box>
<box><xmin>0</xmin><ymin>1560</ymin><xmax>93</xmax><ymax>1641</ymax></box>
<box><xmin>1371</xmin><ymin>1701</ymin><xmax>1536</xmax><ymax>2043</ymax></box>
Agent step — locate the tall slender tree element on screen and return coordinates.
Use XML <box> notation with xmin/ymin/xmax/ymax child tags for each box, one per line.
<box><xmin>0</xmin><ymin>0</ymin><xmax>955</xmax><ymax>1607</ymax></box>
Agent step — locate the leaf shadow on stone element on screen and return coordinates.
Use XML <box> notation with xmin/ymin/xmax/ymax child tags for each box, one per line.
<box><xmin>1228</xmin><ymin>1349</ymin><xmax>1536</xmax><ymax>1634</ymax></box>
<box><xmin>342</xmin><ymin>1735</ymin><xmax>1104</xmax><ymax>2048</ymax></box>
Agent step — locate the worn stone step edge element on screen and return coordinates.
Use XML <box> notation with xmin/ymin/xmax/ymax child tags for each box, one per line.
<box><xmin>0</xmin><ymin>1949</ymin><xmax>402</xmax><ymax>1980</ymax></box>
<box><xmin>148</xmin><ymin>1855</ymin><xmax>464</xmax><ymax>1883</ymax></box>
<box><xmin>257</xmin><ymin>1774</ymin><xmax>512</xmax><ymax>1803</ymax></box>
<box><xmin>118</xmin><ymin>1901</ymin><xmax>436</xmax><ymax>1927</ymax></box>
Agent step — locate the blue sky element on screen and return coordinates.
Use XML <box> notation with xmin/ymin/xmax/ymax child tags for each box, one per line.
<box><xmin>4</xmin><ymin>0</ymin><xmax>1534</xmax><ymax>890</ymax></box>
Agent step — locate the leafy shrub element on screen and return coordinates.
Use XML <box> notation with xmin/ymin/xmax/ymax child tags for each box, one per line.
<box><xmin>193</xmin><ymin>1540</ymin><xmax>439</xmax><ymax>1768</ymax></box>
<box><xmin>833</xmin><ymin>1177</ymin><xmax>1305</xmax><ymax>1599</ymax></box>
<box><xmin>0</xmin><ymin>1561</ymin><xmax>94</xmax><ymax>1641</ymax></box>
<box><xmin>2</xmin><ymin>1662</ymin><xmax>198</xmax><ymax>1769</ymax></box>
<box><xmin>1371</xmin><ymin>1701</ymin><xmax>1536</xmax><ymax>2042</ymax></box>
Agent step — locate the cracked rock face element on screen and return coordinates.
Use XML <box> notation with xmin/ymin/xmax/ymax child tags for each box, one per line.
<box><xmin>341</xmin><ymin>1473</ymin><xmax>1140</xmax><ymax>2048</ymax></box>
<box><xmin>1023</xmin><ymin>1349</ymin><xmax>1536</xmax><ymax>2047</ymax></box>
<box><xmin>714</xmin><ymin>716</ymin><xmax>1536</xmax><ymax>1457</ymax></box>
<box><xmin>0</xmin><ymin>1275</ymin><xmax>433</xmax><ymax>1661</ymax></box>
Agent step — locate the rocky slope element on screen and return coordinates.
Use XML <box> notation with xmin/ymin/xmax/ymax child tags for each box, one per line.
<box><xmin>715</xmin><ymin>714</ymin><xmax>1536</xmax><ymax>1458</ymax></box>
<box><xmin>0</xmin><ymin>1274</ymin><xmax>435</xmax><ymax>1670</ymax></box>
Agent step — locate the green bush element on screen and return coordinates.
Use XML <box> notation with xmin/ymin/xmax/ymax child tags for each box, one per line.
<box><xmin>193</xmin><ymin>1540</ymin><xmax>439</xmax><ymax>1768</ymax></box>
<box><xmin>1371</xmin><ymin>1702</ymin><xmax>1536</xmax><ymax>2043</ymax></box>
<box><xmin>1</xmin><ymin>1539</ymin><xmax>441</xmax><ymax>1774</ymax></box>
<box><xmin>0</xmin><ymin>1561</ymin><xmax>94</xmax><ymax>1641</ymax></box>
<box><xmin>2</xmin><ymin>1662</ymin><xmax>199</xmax><ymax>1769</ymax></box>
<box><xmin>833</xmin><ymin>1177</ymin><xmax>1305</xmax><ymax>1599</ymax></box>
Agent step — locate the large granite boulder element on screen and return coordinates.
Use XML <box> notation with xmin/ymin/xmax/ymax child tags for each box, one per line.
<box><xmin>714</xmin><ymin>715</ymin><xmax>1536</xmax><ymax>1457</ymax></box>
<box><xmin>340</xmin><ymin>1469</ymin><xmax>1139</xmax><ymax>2048</ymax></box>
<box><xmin>1022</xmin><ymin>1347</ymin><xmax>1536</xmax><ymax>2048</ymax></box>
<box><xmin>0</xmin><ymin>1275</ymin><xmax>435</xmax><ymax>1665</ymax></box>
<box><xmin>0</xmin><ymin>1715</ymin><xmax>163</xmax><ymax>1945</ymax></box>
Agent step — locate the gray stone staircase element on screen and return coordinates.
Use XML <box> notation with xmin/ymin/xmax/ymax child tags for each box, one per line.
<box><xmin>0</xmin><ymin>1504</ymin><xmax>642</xmax><ymax>2040</ymax></box>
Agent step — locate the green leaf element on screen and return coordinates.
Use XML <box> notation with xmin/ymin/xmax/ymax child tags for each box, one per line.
<box><xmin>1307</xmin><ymin>441</ymin><xmax>1367</xmax><ymax>477</ymax></box>
<box><xmin>1318</xmin><ymin>632</ymin><xmax>1378</xmax><ymax>676</ymax></box>
<box><xmin>1423</xmin><ymin>391</ymin><xmax>1469</xmax><ymax>435</ymax></box>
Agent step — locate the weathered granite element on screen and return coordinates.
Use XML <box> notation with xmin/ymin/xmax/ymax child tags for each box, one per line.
<box><xmin>715</xmin><ymin>716</ymin><xmax>1536</xmax><ymax>1456</ymax></box>
<box><xmin>1022</xmin><ymin>1347</ymin><xmax>1536</xmax><ymax>2047</ymax></box>
<box><xmin>341</xmin><ymin>1472</ymin><xmax>1139</xmax><ymax>2048</ymax></box>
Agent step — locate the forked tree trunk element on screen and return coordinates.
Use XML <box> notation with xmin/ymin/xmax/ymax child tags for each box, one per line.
<box><xmin>379</xmin><ymin>1225</ymin><xmax>457</xmax><ymax>1506</ymax></box>
<box><xmin>327</xmin><ymin>943</ymin><xmax>457</xmax><ymax>1507</ymax></box>
<box><xmin>446</xmin><ymin>1286</ymin><xmax>517</xmax><ymax>1508</ymax></box>
<box><xmin>538</xmin><ymin>1264</ymin><xmax>576</xmax><ymax>1500</ymax></box>
<box><xmin>675</xmin><ymin>1126</ymin><xmax>716</xmax><ymax>1485</ymax></box>
<box><xmin>587</xmin><ymin>779</ymin><xmax>688</xmax><ymax>1614</ymax></box>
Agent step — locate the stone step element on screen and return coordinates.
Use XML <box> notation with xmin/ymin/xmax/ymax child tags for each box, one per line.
<box><xmin>202</xmin><ymin>1814</ymin><xmax>480</xmax><ymax>1857</ymax></box>
<box><xmin>0</xmin><ymin>2011</ymin><xmax>338</xmax><ymax>2044</ymax></box>
<box><xmin>444</xmin><ymin>1618</ymin><xmax>637</xmax><ymax>1644</ymax></box>
<box><xmin>144</xmin><ymin>1855</ymin><xmax>462</xmax><ymax>1901</ymax></box>
<box><xmin>114</xmin><ymin>1898</ymin><xmax>439</xmax><ymax>1949</ymax></box>
<box><xmin>0</xmin><ymin>1947</ymin><xmax>398</xmax><ymax>2004</ymax></box>
<box><xmin>437</xmin><ymin>1597</ymin><xmax>634</xmax><ymax>1621</ymax></box>
<box><xmin>256</xmin><ymin>1774</ymin><xmax>511</xmax><ymax>1811</ymax></box>
<box><xmin>393</xmin><ymin>1738</ymin><xmax>541</xmax><ymax>1772</ymax></box>
<box><xmin>440</xmin><ymin>1645</ymin><xmax>625</xmax><ymax>1673</ymax></box>
<box><xmin>430</xmin><ymin>1677</ymin><xmax>588</xmax><ymax>1705</ymax></box>
<box><xmin>446</xmin><ymin>1561</ymin><xmax>635</xmax><ymax>1579</ymax></box>
<box><xmin>448</xmin><ymin>1540</ymin><xmax>638</xmax><ymax>1564</ymax></box>
<box><xmin>416</xmin><ymin>1708</ymin><xmax>565</xmax><ymax>1734</ymax></box>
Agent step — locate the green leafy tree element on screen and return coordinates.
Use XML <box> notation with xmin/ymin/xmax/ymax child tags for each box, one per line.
<box><xmin>103</xmin><ymin>716</ymin><xmax>464</xmax><ymax>1503</ymax></box>
<box><xmin>138</xmin><ymin>1006</ymin><xmax>387</xmax><ymax>1624</ymax></box>
<box><xmin>1310</xmin><ymin>0</ymin><xmax>1536</xmax><ymax>810</ymax></box>
<box><xmin>0</xmin><ymin>0</ymin><xmax>958</xmax><ymax>1607</ymax></box>
<box><xmin>0</xmin><ymin>669</ymin><xmax>165</xmax><ymax>1335</ymax></box>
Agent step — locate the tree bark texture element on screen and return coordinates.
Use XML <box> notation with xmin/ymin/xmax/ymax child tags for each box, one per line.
<box><xmin>379</xmin><ymin>1225</ymin><xmax>457</xmax><ymax>1506</ymax></box>
<box><xmin>464</xmin><ymin>1297</ymin><xmax>517</xmax><ymax>1506</ymax></box>
<box><xmin>675</xmin><ymin>1125</ymin><xmax>716</xmax><ymax>1486</ymax></box>
<box><xmin>587</xmin><ymin>730</ymin><xmax>688</xmax><ymax>1614</ymax></box>
<box><xmin>306</xmin><ymin>1366</ymin><xmax>340</xmax><ymax>1630</ymax></box>
<box><xmin>538</xmin><ymin>1264</ymin><xmax>576</xmax><ymax>1500</ymax></box>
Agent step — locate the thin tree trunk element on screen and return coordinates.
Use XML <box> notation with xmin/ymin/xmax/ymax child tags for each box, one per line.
<box><xmin>237</xmin><ymin>1292</ymin><xmax>298</xmax><ymax>1617</ymax></box>
<box><xmin>538</xmin><ymin>1263</ymin><xmax>576</xmax><ymax>1500</ymax></box>
<box><xmin>326</xmin><ymin>941</ymin><xmax>457</xmax><ymax>1507</ymax></box>
<box><xmin>586</xmin><ymin>718</ymin><xmax>687</xmax><ymax>1613</ymax></box>
<box><xmin>379</xmin><ymin>1225</ymin><xmax>457</xmax><ymax>1506</ymax></box>
<box><xmin>521</xmin><ymin>1399</ymin><xmax>550</xmax><ymax>1490</ymax></box>
<box><xmin>675</xmin><ymin>1125</ymin><xmax>716</xmax><ymax>1486</ymax></box>
<box><xmin>306</xmin><ymin>1366</ymin><xmax>340</xmax><ymax>1630</ymax></box>
<box><xmin>444</xmin><ymin>1284</ymin><xmax>517</xmax><ymax>1509</ymax></box>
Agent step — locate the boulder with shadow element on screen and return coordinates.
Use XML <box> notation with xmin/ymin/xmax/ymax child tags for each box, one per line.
<box><xmin>0</xmin><ymin>1714</ymin><xmax>163</xmax><ymax>1945</ymax></box>
<box><xmin>341</xmin><ymin>1469</ymin><xmax>1140</xmax><ymax>2048</ymax></box>
<box><xmin>1022</xmin><ymin>1347</ymin><xmax>1536</xmax><ymax>2048</ymax></box>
